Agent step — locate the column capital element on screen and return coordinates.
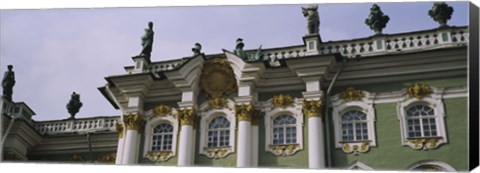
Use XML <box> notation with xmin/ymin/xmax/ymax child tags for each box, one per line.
<box><xmin>235</xmin><ymin>103</ymin><xmax>254</xmax><ymax>122</ymax></box>
<box><xmin>115</xmin><ymin>123</ymin><xmax>124</xmax><ymax>139</ymax></box>
<box><xmin>303</xmin><ymin>100</ymin><xmax>325</xmax><ymax>118</ymax></box>
<box><xmin>251</xmin><ymin>110</ymin><xmax>262</xmax><ymax>126</ymax></box>
<box><xmin>123</xmin><ymin>113</ymin><xmax>145</xmax><ymax>131</ymax></box>
<box><xmin>178</xmin><ymin>108</ymin><xmax>197</xmax><ymax>126</ymax></box>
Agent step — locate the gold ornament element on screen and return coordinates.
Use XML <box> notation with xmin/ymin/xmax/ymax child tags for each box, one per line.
<box><xmin>235</xmin><ymin>104</ymin><xmax>253</xmax><ymax>121</ymax></box>
<box><xmin>71</xmin><ymin>153</ymin><xmax>86</xmax><ymax>162</ymax></box>
<box><xmin>123</xmin><ymin>114</ymin><xmax>145</xmax><ymax>131</ymax></box>
<box><xmin>115</xmin><ymin>123</ymin><xmax>124</xmax><ymax>139</ymax></box>
<box><xmin>178</xmin><ymin>108</ymin><xmax>196</xmax><ymax>126</ymax></box>
<box><xmin>147</xmin><ymin>151</ymin><xmax>173</xmax><ymax>162</ymax></box>
<box><xmin>200</xmin><ymin>58</ymin><xmax>237</xmax><ymax>99</ymax></box>
<box><xmin>407</xmin><ymin>83</ymin><xmax>430</xmax><ymax>99</ymax></box>
<box><xmin>270</xmin><ymin>144</ymin><xmax>299</xmax><ymax>156</ymax></box>
<box><xmin>272</xmin><ymin>94</ymin><xmax>294</xmax><ymax>108</ymax></box>
<box><xmin>97</xmin><ymin>153</ymin><xmax>116</xmax><ymax>163</ymax></box>
<box><xmin>251</xmin><ymin>110</ymin><xmax>263</xmax><ymax>126</ymax></box>
<box><xmin>405</xmin><ymin>137</ymin><xmax>440</xmax><ymax>150</ymax></box>
<box><xmin>339</xmin><ymin>87</ymin><xmax>364</xmax><ymax>102</ymax></box>
<box><xmin>208</xmin><ymin>97</ymin><xmax>229</xmax><ymax>110</ymax></box>
<box><xmin>303</xmin><ymin>100</ymin><xmax>324</xmax><ymax>118</ymax></box>
<box><xmin>153</xmin><ymin>105</ymin><xmax>172</xmax><ymax>116</ymax></box>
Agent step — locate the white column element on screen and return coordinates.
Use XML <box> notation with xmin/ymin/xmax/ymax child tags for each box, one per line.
<box><xmin>251</xmin><ymin>125</ymin><xmax>259</xmax><ymax>167</ymax></box>
<box><xmin>122</xmin><ymin>130</ymin><xmax>139</xmax><ymax>164</ymax></box>
<box><xmin>237</xmin><ymin>120</ymin><xmax>252</xmax><ymax>167</ymax></box>
<box><xmin>178</xmin><ymin>125</ymin><xmax>194</xmax><ymax>166</ymax></box>
<box><xmin>308</xmin><ymin>116</ymin><xmax>325</xmax><ymax>169</ymax></box>
<box><xmin>115</xmin><ymin>136</ymin><xmax>124</xmax><ymax>164</ymax></box>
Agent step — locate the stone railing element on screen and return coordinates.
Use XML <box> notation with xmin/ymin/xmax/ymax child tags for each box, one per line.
<box><xmin>33</xmin><ymin>116</ymin><xmax>119</xmax><ymax>135</ymax></box>
<box><xmin>261</xmin><ymin>26</ymin><xmax>468</xmax><ymax>62</ymax></box>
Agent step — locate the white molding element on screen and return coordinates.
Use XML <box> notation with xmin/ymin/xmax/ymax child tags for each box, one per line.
<box><xmin>198</xmin><ymin>99</ymin><xmax>236</xmax><ymax>159</ymax></box>
<box><xmin>263</xmin><ymin>98</ymin><xmax>304</xmax><ymax>156</ymax></box>
<box><xmin>373</xmin><ymin>86</ymin><xmax>467</xmax><ymax>104</ymax></box>
<box><xmin>142</xmin><ymin>108</ymin><xmax>179</xmax><ymax>162</ymax></box>
<box><xmin>331</xmin><ymin>90</ymin><xmax>376</xmax><ymax>154</ymax></box>
<box><xmin>407</xmin><ymin>160</ymin><xmax>456</xmax><ymax>172</ymax></box>
<box><xmin>347</xmin><ymin>161</ymin><xmax>375</xmax><ymax>170</ymax></box>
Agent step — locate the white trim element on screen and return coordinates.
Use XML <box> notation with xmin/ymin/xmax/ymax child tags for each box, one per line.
<box><xmin>142</xmin><ymin>108</ymin><xmax>179</xmax><ymax>162</ymax></box>
<box><xmin>331</xmin><ymin>90</ymin><xmax>376</xmax><ymax>154</ymax></box>
<box><xmin>263</xmin><ymin>98</ymin><xmax>304</xmax><ymax>156</ymax></box>
<box><xmin>347</xmin><ymin>161</ymin><xmax>375</xmax><ymax>170</ymax></box>
<box><xmin>373</xmin><ymin>86</ymin><xmax>467</xmax><ymax>104</ymax></box>
<box><xmin>408</xmin><ymin>160</ymin><xmax>456</xmax><ymax>172</ymax></box>
<box><xmin>198</xmin><ymin>99</ymin><xmax>236</xmax><ymax>158</ymax></box>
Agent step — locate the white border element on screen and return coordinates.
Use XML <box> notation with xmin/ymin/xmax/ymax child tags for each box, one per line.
<box><xmin>142</xmin><ymin>108</ymin><xmax>179</xmax><ymax>161</ymax></box>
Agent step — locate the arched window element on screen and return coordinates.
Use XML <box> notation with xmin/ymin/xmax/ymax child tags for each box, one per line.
<box><xmin>207</xmin><ymin>116</ymin><xmax>231</xmax><ymax>148</ymax></box>
<box><xmin>272</xmin><ymin>114</ymin><xmax>297</xmax><ymax>145</ymax></box>
<box><xmin>406</xmin><ymin>105</ymin><xmax>437</xmax><ymax>138</ymax></box>
<box><xmin>341</xmin><ymin>110</ymin><xmax>368</xmax><ymax>141</ymax></box>
<box><xmin>151</xmin><ymin>123</ymin><xmax>174</xmax><ymax>151</ymax></box>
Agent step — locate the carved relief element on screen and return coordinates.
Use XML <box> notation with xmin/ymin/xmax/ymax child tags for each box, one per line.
<box><xmin>341</xmin><ymin>142</ymin><xmax>370</xmax><ymax>154</ymax></box>
<box><xmin>123</xmin><ymin>114</ymin><xmax>145</xmax><ymax>131</ymax></box>
<box><xmin>407</xmin><ymin>83</ymin><xmax>430</xmax><ymax>99</ymax></box>
<box><xmin>178</xmin><ymin>108</ymin><xmax>196</xmax><ymax>126</ymax></box>
<box><xmin>97</xmin><ymin>153</ymin><xmax>116</xmax><ymax>163</ymax></box>
<box><xmin>303</xmin><ymin>100</ymin><xmax>324</xmax><ymax>118</ymax></box>
<box><xmin>115</xmin><ymin>123</ymin><xmax>124</xmax><ymax>139</ymax></box>
<box><xmin>205</xmin><ymin>148</ymin><xmax>232</xmax><ymax>159</ymax></box>
<box><xmin>200</xmin><ymin>58</ymin><xmax>237</xmax><ymax>99</ymax></box>
<box><xmin>235</xmin><ymin>104</ymin><xmax>253</xmax><ymax>121</ymax></box>
<box><xmin>153</xmin><ymin>105</ymin><xmax>173</xmax><ymax>116</ymax></box>
<box><xmin>146</xmin><ymin>151</ymin><xmax>174</xmax><ymax>162</ymax></box>
<box><xmin>405</xmin><ymin>137</ymin><xmax>442</xmax><ymax>150</ymax></box>
<box><xmin>207</xmin><ymin>97</ymin><xmax>229</xmax><ymax>110</ymax></box>
<box><xmin>339</xmin><ymin>87</ymin><xmax>364</xmax><ymax>102</ymax></box>
<box><xmin>272</xmin><ymin>94</ymin><xmax>294</xmax><ymax>108</ymax></box>
<box><xmin>269</xmin><ymin>144</ymin><xmax>301</xmax><ymax>156</ymax></box>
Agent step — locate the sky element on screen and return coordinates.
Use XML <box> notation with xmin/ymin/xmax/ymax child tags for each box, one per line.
<box><xmin>0</xmin><ymin>1</ymin><xmax>469</xmax><ymax>121</ymax></box>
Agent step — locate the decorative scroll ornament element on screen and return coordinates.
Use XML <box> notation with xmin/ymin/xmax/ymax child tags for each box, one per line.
<box><xmin>115</xmin><ymin>123</ymin><xmax>124</xmax><ymax>139</ymax></box>
<box><xmin>272</xmin><ymin>94</ymin><xmax>294</xmax><ymax>108</ymax></box>
<box><xmin>407</xmin><ymin>83</ymin><xmax>430</xmax><ymax>99</ymax></box>
<box><xmin>207</xmin><ymin>97</ymin><xmax>229</xmax><ymax>110</ymax></box>
<box><xmin>405</xmin><ymin>137</ymin><xmax>442</xmax><ymax>150</ymax></box>
<box><xmin>178</xmin><ymin>108</ymin><xmax>196</xmax><ymax>126</ymax></box>
<box><xmin>339</xmin><ymin>87</ymin><xmax>364</xmax><ymax>102</ymax></box>
<box><xmin>251</xmin><ymin>110</ymin><xmax>262</xmax><ymax>126</ymax></box>
<box><xmin>71</xmin><ymin>154</ymin><xmax>86</xmax><ymax>162</ymax></box>
<box><xmin>235</xmin><ymin>104</ymin><xmax>253</xmax><ymax>121</ymax></box>
<box><xmin>205</xmin><ymin>148</ymin><xmax>232</xmax><ymax>159</ymax></box>
<box><xmin>200</xmin><ymin>58</ymin><xmax>237</xmax><ymax>99</ymax></box>
<box><xmin>303</xmin><ymin>100</ymin><xmax>324</xmax><ymax>118</ymax></box>
<box><xmin>153</xmin><ymin>105</ymin><xmax>173</xmax><ymax>116</ymax></box>
<box><xmin>146</xmin><ymin>151</ymin><xmax>174</xmax><ymax>162</ymax></box>
<box><xmin>341</xmin><ymin>142</ymin><xmax>370</xmax><ymax>154</ymax></box>
<box><xmin>270</xmin><ymin>144</ymin><xmax>300</xmax><ymax>156</ymax></box>
<box><xmin>97</xmin><ymin>153</ymin><xmax>116</xmax><ymax>163</ymax></box>
<box><xmin>123</xmin><ymin>114</ymin><xmax>145</xmax><ymax>131</ymax></box>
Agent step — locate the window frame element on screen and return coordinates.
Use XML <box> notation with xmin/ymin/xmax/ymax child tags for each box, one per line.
<box><xmin>143</xmin><ymin>110</ymin><xmax>179</xmax><ymax>162</ymax></box>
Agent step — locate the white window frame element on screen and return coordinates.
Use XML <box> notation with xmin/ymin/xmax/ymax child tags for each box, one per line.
<box><xmin>331</xmin><ymin>90</ymin><xmax>376</xmax><ymax>154</ymax></box>
<box><xmin>263</xmin><ymin>98</ymin><xmax>303</xmax><ymax>156</ymax></box>
<box><xmin>397</xmin><ymin>95</ymin><xmax>447</xmax><ymax>150</ymax></box>
<box><xmin>143</xmin><ymin>109</ymin><xmax>179</xmax><ymax>162</ymax></box>
<box><xmin>347</xmin><ymin>161</ymin><xmax>374</xmax><ymax>170</ymax></box>
<box><xmin>199</xmin><ymin>99</ymin><xmax>236</xmax><ymax>159</ymax></box>
<box><xmin>407</xmin><ymin>160</ymin><xmax>456</xmax><ymax>172</ymax></box>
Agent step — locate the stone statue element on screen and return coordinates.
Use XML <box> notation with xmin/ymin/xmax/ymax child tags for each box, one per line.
<box><xmin>66</xmin><ymin>92</ymin><xmax>83</xmax><ymax>119</ymax></box>
<box><xmin>2</xmin><ymin>65</ymin><xmax>15</xmax><ymax>101</ymax></box>
<box><xmin>302</xmin><ymin>4</ymin><xmax>320</xmax><ymax>35</ymax></box>
<box><xmin>192</xmin><ymin>42</ymin><xmax>202</xmax><ymax>56</ymax></box>
<box><xmin>140</xmin><ymin>21</ymin><xmax>154</xmax><ymax>58</ymax></box>
<box><xmin>365</xmin><ymin>4</ymin><xmax>390</xmax><ymax>35</ymax></box>
<box><xmin>233</xmin><ymin>38</ymin><xmax>248</xmax><ymax>60</ymax></box>
<box><xmin>428</xmin><ymin>2</ymin><xmax>454</xmax><ymax>27</ymax></box>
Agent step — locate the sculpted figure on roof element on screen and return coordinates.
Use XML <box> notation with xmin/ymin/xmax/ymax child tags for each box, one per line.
<box><xmin>302</xmin><ymin>4</ymin><xmax>320</xmax><ymax>35</ymax></box>
<box><xmin>140</xmin><ymin>21</ymin><xmax>154</xmax><ymax>58</ymax></box>
<box><xmin>2</xmin><ymin>65</ymin><xmax>15</xmax><ymax>101</ymax></box>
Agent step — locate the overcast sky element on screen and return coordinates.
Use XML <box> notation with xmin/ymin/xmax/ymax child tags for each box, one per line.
<box><xmin>0</xmin><ymin>2</ymin><xmax>469</xmax><ymax>121</ymax></box>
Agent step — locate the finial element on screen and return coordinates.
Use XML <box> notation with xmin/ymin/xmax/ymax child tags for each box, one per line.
<box><xmin>428</xmin><ymin>2</ymin><xmax>454</xmax><ymax>28</ymax></box>
<box><xmin>365</xmin><ymin>4</ymin><xmax>390</xmax><ymax>35</ymax></box>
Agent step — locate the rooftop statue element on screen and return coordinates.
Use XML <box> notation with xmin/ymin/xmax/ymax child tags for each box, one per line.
<box><xmin>302</xmin><ymin>4</ymin><xmax>320</xmax><ymax>35</ymax></box>
<box><xmin>1</xmin><ymin>65</ymin><xmax>15</xmax><ymax>101</ymax></box>
<box><xmin>66</xmin><ymin>92</ymin><xmax>83</xmax><ymax>120</ymax></box>
<box><xmin>365</xmin><ymin>4</ymin><xmax>390</xmax><ymax>35</ymax></box>
<box><xmin>140</xmin><ymin>21</ymin><xmax>154</xmax><ymax>58</ymax></box>
<box><xmin>192</xmin><ymin>42</ymin><xmax>202</xmax><ymax>56</ymax></box>
<box><xmin>233</xmin><ymin>38</ymin><xmax>264</xmax><ymax>62</ymax></box>
<box><xmin>428</xmin><ymin>2</ymin><xmax>454</xmax><ymax>27</ymax></box>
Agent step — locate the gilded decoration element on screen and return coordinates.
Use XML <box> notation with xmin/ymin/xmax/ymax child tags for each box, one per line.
<box><xmin>341</xmin><ymin>142</ymin><xmax>370</xmax><ymax>154</ymax></box>
<box><xmin>123</xmin><ymin>114</ymin><xmax>145</xmax><ymax>131</ymax></box>
<box><xmin>205</xmin><ymin>148</ymin><xmax>231</xmax><ymax>159</ymax></box>
<box><xmin>405</xmin><ymin>137</ymin><xmax>441</xmax><ymax>150</ymax></box>
<box><xmin>146</xmin><ymin>151</ymin><xmax>174</xmax><ymax>162</ymax></box>
<box><xmin>207</xmin><ymin>97</ymin><xmax>229</xmax><ymax>110</ymax></box>
<box><xmin>71</xmin><ymin>154</ymin><xmax>86</xmax><ymax>162</ymax></box>
<box><xmin>251</xmin><ymin>110</ymin><xmax>262</xmax><ymax>126</ymax></box>
<box><xmin>153</xmin><ymin>105</ymin><xmax>173</xmax><ymax>116</ymax></box>
<box><xmin>269</xmin><ymin>144</ymin><xmax>300</xmax><ymax>156</ymax></box>
<box><xmin>97</xmin><ymin>153</ymin><xmax>116</xmax><ymax>163</ymax></box>
<box><xmin>339</xmin><ymin>87</ymin><xmax>364</xmax><ymax>102</ymax></box>
<box><xmin>272</xmin><ymin>94</ymin><xmax>294</xmax><ymax>108</ymax></box>
<box><xmin>115</xmin><ymin>123</ymin><xmax>124</xmax><ymax>139</ymax></box>
<box><xmin>200</xmin><ymin>58</ymin><xmax>237</xmax><ymax>99</ymax></box>
<box><xmin>235</xmin><ymin>104</ymin><xmax>253</xmax><ymax>121</ymax></box>
<box><xmin>178</xmin><ymin>108</ymin><xmax>196</xmax><ymax>126</ymax></box>
<box><xmin>303</xmin><ymin>100</ymin><xmax>324</xmax><ymax>118</ymax></box>
<box><xmin>407</xmin><ymin>83</ymin><xmax>430</xmax><ymax>99</ymax></box>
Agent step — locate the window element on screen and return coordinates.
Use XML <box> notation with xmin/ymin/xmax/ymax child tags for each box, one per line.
<box><xmin>207</xmin><ymin>116</ymin><xmax>230</xmax><ymax>148</ymax></box>
<box><xmin>272</xmin><ymin>115</ymin><xmax>297</xmax><ymax>145</ymax></box>
<box><xmin>151</xmin><ymin>123</ymin><xmax>174</xmax><ymax>151</ymax></box>
<box><xmin>331</xmin><ymin>89</ymin><xmax>376</xmax><ymax>154</ymax></box>
<box><xmin>405</xmin><ymin>105</ymin><xmax>437</xmax><ymax>138</ymax></box>
<box><xmin>408</xmin><ymin>161</ymin><xmax>456</xmax><ymax>172</ymax></box>
<box><xmin>341</xmin><ymin>110</ymin><xmax>368</xmax><ymax>142</ymax></box>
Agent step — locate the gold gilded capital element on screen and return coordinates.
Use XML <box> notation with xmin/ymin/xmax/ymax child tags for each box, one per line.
<box><xmin>303</xmin><ymin>100</ymin><xmax>324</xmax><ymax>118</ymax></box>
<box><xmin>178</xmin><ymin>108</ymin><xmax>196</xmax><ymax>126</ymax></box>
<box><xmin>115</xmin><ymin>123</ymin><xmax>124</xmax><ymax>139</ymax></box>
<box><xmin>123</xmin><ymin>114</ymin><xmax>145</xmax><ymax>131</ymax></box>
<box><xmin>235</xmin><ymin>104</ymin><xmax>253</xmax><ymax>122</ymax></box>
